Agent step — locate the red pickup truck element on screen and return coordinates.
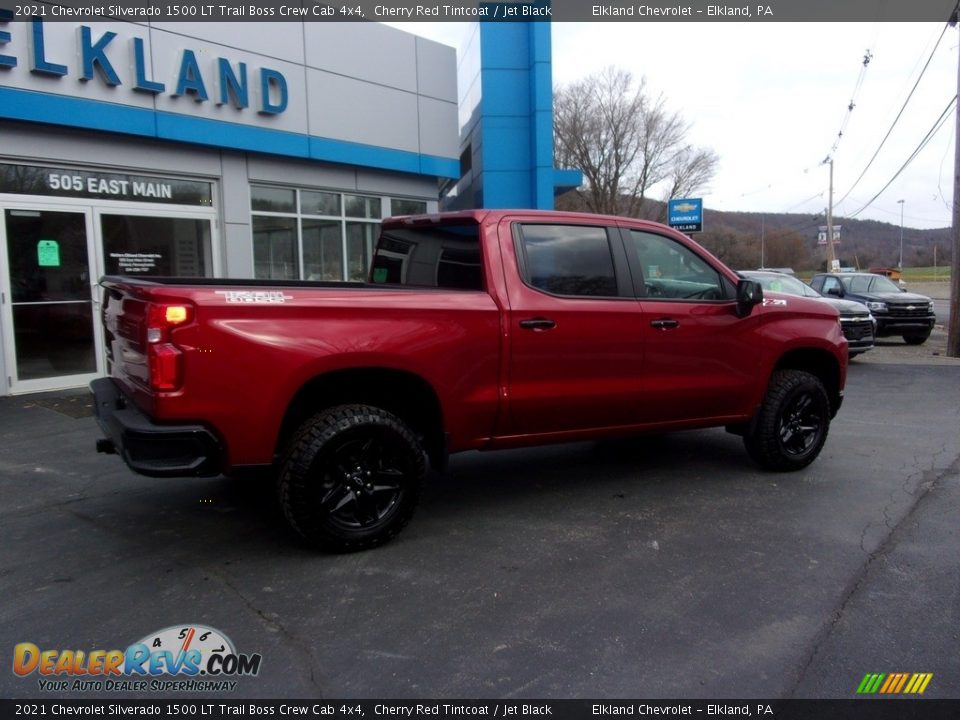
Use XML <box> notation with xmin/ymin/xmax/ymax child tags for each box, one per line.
<box><xmin>91</xmin><ymin>210</ymin><xmax>847</xmax><ymax>551</ymax></box>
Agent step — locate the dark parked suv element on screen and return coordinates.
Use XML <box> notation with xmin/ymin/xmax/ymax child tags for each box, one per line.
<box><xmin>741</xmin><ymin>271</ymin><xmax>876</xmax><ymax>356</ymax></box>
<box><xmin>810</xmin><ymin>272</ymin><xmax>936</xmax><ymax>345</ymax></box>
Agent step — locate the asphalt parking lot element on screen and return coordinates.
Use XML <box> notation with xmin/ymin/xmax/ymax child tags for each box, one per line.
<box><xmin>1</xmin><ymin>344</ymin><xmax>958</xmax><ymax>700</ymax></box>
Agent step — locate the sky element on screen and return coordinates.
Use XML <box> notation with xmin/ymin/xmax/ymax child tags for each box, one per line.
<box><xmin>386</xmin><ymin>22</ymin><xmax>957</xmax><ymax>230</ymax></box>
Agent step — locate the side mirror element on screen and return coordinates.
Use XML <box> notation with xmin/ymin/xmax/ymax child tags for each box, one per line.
<box><xmin>736</xmin><ymin>279</ymin><xmax>763</xmax><ymax>318</ymax></box>
<box><xmin>826</xmin><ymin>287</ymin><xmax>843</xmax><ymax>297</ymax></box>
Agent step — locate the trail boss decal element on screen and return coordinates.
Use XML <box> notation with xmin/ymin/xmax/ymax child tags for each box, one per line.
<box><xmin>215</xmin><ymin>290</ymin><xmax>293</xmax><ymax>304</ymax></box>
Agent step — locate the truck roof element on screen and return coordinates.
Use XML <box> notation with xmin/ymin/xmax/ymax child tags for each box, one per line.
<box><xmin>383</xmin><ymin>208</ymin><xmax>676</xmax><ymax>229</ymax></box>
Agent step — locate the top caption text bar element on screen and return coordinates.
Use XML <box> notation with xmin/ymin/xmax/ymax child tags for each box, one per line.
<box><xmin>1</xmin><ymin>0</ymin><xmax>959</xmax><ymax>21</ymax></box>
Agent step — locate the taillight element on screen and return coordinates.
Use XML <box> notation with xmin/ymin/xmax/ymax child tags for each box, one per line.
<box><xmin>149</xmin><ymin>343</ymin><xmax>184</xmax><ymax>391</ymax></box>
<box><xmin>146</xmin><ymin>304</ymin><xmax>192</xmax><ymax>343</ymax></box>
<box><xmin>145</xmin><ymin>303</ymin><xmax>193</xmax><ymax>392</ymax></box>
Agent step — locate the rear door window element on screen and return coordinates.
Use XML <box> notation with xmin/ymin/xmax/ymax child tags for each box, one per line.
<box><xmin>516</xmin><ymin>224</ymin><xmax>618</xmax><ymax>298</ymax></box>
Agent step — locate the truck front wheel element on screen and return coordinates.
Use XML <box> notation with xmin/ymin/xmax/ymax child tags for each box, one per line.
<box><xmin>278</xmin><ymin>404</ymin><xmax>426</xmax><ymax>552</ymax></box>
<box><xmin>744</xmin><ymin>370</ymin><xmax>831</xmax><ymax>472</ymax></box>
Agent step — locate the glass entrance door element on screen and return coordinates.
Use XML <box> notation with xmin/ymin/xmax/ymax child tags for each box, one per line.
<box><xmin>1</xmin><ymin>207</ymin><xmax>100</xmax><ymax>393</ymax></box>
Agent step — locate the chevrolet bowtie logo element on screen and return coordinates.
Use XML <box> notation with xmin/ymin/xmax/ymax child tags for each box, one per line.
<box><xmin>672</xmin><ymin>202</ymin><xmax>698</xmax><ymax>213</ymax></box>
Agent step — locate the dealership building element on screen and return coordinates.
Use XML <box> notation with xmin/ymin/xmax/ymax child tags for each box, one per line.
<box><xmin>0</xmin><ymin>16</ymin><xmax>575</xmax><ymax>394</ymax></box>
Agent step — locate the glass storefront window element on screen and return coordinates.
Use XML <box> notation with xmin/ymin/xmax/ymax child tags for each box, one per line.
<box><xmin>253</xmin><ymin>216</ymin><xmax>298</xmax><ymax>279</ymax></box>
<box><xmin>302</xmin><ymin>219</ymin><xmax>343</xmax><ymax>281</ymax></box>
<box><xmin>251</xmin><ymin>186</ymin><xmax>296</xmax><ymax>213</ymax></box>
<box><xmin>346</xmin><ymin>222</ymin><xmax>378</xmax><ymax>282</ymax></box>
<box><xmin>301</xmin><ymin>191</ymin><xmax>340</xmax><ymax>217</ymax></box>
<box><xmin>250</xmin><ymin>186</ymin><xmax>429</xmax><ymax>282</ymax></box>
<box><xmin>101</xmin><ymin>215</ymin><xmax>212</xmax><ymax>277</ymax></box>
<box><xmin>344</xmin><ymin>194</ymin><xmax>382</xmax><ymax>220</ymax></box>
<box><xmin>390</xmin><ymin>199</ymin><xmax>428</xmax><ymax>216</ymax></box>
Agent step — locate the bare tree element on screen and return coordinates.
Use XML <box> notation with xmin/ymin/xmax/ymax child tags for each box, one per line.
<box><xmin>658</xmin><ymin>146</ymin><xmax>720</xmax><ymax>222</ymax></box>
<box><xmin>554</xmin><ymin>67</ymin><xmax>718</xmax><ymax>219</ymax></box>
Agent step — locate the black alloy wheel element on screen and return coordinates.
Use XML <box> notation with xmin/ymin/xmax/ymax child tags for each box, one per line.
<box><xmin>318</xmin><ymin>433</ymin><xmax>407</xmax><ymax>531</ymax></box>
<box><xmin>744</xmin><ymin>369</ymin><xmax>831</xmax><ymax>471</ymax></box>
<box><xmin>776</xmin><ymin>390</ymin><xmax>825</xmax><ymax>459</ymax></box>
<box><xmin>278</xmin><ymin>404</ymin><xmax>426</xmax><ymax>551</ymax></box>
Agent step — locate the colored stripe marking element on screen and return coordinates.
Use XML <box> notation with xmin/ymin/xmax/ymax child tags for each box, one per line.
<box><xmin>867</xmin><ymin>673</ymin><xmax>885</xmax><ymax>694</ymax></box>
<box><xmin>892</xmin><ymin>673</ymin><xmax>909</xmax><ymax>693</ymax></box>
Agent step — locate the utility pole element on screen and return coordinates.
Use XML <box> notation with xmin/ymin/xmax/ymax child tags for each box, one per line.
<box><xmin>760</xmin><ymin>215</ymin><xmax>765</xmax><ymax>268</ymax></box>
<box><xmin>897</xmin><ymin>199</ymin><xmax>905</xmax><ymax>270</ymax></box>
<box><xmin>824</xmin><ymin>158</ymin><xmax>837</xmax><ymax>272</ymax></box>
<box><xmin>950</xmin><ymin>4</ymin><xmax>960</xmax><ymax>357</ymax></box>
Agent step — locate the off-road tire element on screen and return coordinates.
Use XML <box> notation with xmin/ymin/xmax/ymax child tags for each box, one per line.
<box><xmin>903</xmin><ymin>334</ymin><xmax>929</xmax><ymax>346</ymax></box>
<box><xmin>744</xmin><ymin>369</ymin><xmax>831</xmax><ymax>472</ymax></box>
<box><xmin>278</xmin><ymin>404</ymin><xmax>426</xmax><ymax>552</ymax></box>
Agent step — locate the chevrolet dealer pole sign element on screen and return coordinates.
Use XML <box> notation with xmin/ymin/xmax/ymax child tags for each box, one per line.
<box><xmin>668</xmin><ymin>198</ymin><xmax>703</xmax><ymax>233</ymax></box>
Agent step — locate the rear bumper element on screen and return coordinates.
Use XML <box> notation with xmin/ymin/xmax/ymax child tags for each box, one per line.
<box><xmin>91</xmin><ymin>378</ymin><xmax>222</xmax><ymax>477</ymax></box>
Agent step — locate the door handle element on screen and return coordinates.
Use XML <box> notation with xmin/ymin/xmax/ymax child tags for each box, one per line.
<box><xmin>650</xmin><ymin>318</ymin><xmax>680</xmax><ymax>330</ymax></box>
<box><xmin>519</xmin><ymin>318</ymin><xmax>557</xmax><ymax>330</ymax></box>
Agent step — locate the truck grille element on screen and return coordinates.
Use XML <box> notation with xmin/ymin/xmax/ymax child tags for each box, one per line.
<box><xmin>841</xmin><ymin>319</ymin><xmax>874</xmax><ymax>343</ymax></box>
<box><xmin>887</xmin><ymin>304</ymin><xmax>931</xmax><ymax>318</ymax></box>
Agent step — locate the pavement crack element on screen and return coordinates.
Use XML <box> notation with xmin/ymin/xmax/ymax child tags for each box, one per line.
<box><xmin>858</xmin><ymin>443</ymin><xmax>951</xmax><ymax>552</ymax></box>
<box><xmin>786</xmin><ymin>449</ymin><xmax>960</xmax><ymax>698</ymax></box>
<box><xmin>54</xmin><ymin>506</ymin><xmax>328</xmax><ymax>697</ymax></box>
<box><xmin>204</xmin><ymin>570</ymin><xmax>328</xmax><ymax>698</ymax></box>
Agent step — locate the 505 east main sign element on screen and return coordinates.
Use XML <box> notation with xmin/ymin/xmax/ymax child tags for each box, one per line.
<box><xmin>0</xmin><ymin>19</ymin><xmax>288</xmax><ymax>114</ymax></box>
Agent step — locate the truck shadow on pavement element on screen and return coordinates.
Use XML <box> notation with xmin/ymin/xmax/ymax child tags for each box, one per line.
<box><xmin>77</xmin><ymin>427</ymin><xmax>756</xmax><ymax>555</ymax></box>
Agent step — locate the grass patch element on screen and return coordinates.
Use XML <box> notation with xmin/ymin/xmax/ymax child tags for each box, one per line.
<box><xmin>902</xmin><ymin>267</ymin><xmax>952</xmax><ymax>282</ymax></box>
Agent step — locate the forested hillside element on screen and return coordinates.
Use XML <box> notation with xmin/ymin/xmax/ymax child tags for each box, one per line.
<box><xmin>697</xmin><ymin>209</ymin><xmax>952</xmax><ymax>272</ymax></box>
<box><xmin>555</xmin><ymin>191</ymin><xmax>952</xmax><ymax>271</ymax></box>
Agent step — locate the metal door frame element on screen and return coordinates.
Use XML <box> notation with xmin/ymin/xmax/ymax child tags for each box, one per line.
<box><xmin>0</xmin><ymin>200</ymin><xmax>102</xmax><ymax>394</ymax></box>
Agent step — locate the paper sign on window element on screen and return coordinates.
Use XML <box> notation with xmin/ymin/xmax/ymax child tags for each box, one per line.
<box><xmin>37</xmin><ymin>240</ymin><xmax>60</xmax><ymax>267</ymax></box>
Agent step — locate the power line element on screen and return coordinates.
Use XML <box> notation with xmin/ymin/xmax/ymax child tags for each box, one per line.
<box><xmin>937</xmin><ymin>118</ymin><xmax>954</xmax><ymax>211</ymax></box>
<box><xmin>784</xmin><ymin>191</ymin><xmax>826</xmax><ymax>213</ymax></box>
<box><xmin>835</xmin><ymin>22</ymin><xmax>951</xmax><ymax>207</ymax></box>
<box><xmin>830</xmin><ymin>49</ymin><xmax>874</xmax><ymax>155</ymax></box>
<box><xmin>848</xmin><ymin>94</ymin><xmax>958</xmax><ymax>218</ymax></box>
<box><xmin>841</xmin><ymin>195</ymin><xmax>951</xmax><ymax>224</ymax></box>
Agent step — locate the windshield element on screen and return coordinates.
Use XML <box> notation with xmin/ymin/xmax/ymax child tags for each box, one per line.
<box><xmin>841</xmin><ymin>274</ymin><xmax>901</xmax><ymax>294</ymax></box>
<box><xmin>870</xmin><ymin>276</ymin><xmax>902</xmax><ymax>293</ymax></box>
<box><xmin>746</xmin><ymin>273</ymin><xmax>820</xmax><ymax>298</ymax></box>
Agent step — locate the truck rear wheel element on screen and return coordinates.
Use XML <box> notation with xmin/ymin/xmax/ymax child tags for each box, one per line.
<box><xmin>278</xmin><ymin>404</ymin><xmax>426</xmax><ymax>552</ymax></box>
<box><xmin>744</xmin><ymin>369</ymin><xmax>830</xmax><ymax>472</ymax></box>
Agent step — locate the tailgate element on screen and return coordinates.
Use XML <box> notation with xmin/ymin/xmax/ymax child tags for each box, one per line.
<box><xmin>102</xmin><ymin>282</ymin><xmax>149</xmax><ymax>393</ymax></box>
<box><xmin>101</xmin><ymin>278</ymin><xmax>193</xmax><ymax>413</ymax></box>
